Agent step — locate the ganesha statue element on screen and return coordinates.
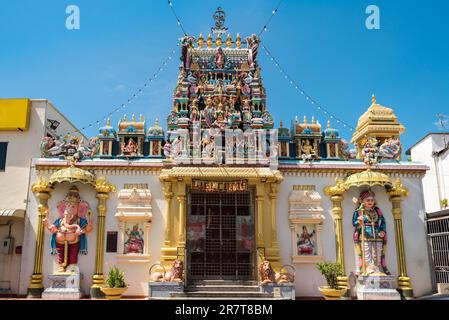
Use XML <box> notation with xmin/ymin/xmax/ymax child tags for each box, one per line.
<box><xmin>43</xmin><ymin>186</ymin><xmax>93</xmax><ymax>273</ymax></box>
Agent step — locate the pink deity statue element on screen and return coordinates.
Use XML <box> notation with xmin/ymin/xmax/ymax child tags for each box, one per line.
<box><xmin>123</xmin><ymin>138</ymin><xmax>139</xmax><ymax>155</ymax></box>
<box><xmin>43</xmin><ymin>186</ymin><xmax>93</xmax><ymax>273</ymax></box>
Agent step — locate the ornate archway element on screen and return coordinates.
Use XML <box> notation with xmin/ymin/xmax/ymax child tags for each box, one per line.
<box><xmin>324</xmin><ymin>169</ymin><xmax>413</xmax><ymax>297</ymax></box>
<box><xmin>27</xmin><ymin>165</ymin><xmax>115</xmax><ymax>299</ymax></box>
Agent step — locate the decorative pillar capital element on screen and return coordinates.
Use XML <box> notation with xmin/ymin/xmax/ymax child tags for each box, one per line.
<box><xmin>388</xmin><ymin>179</ymin><xmax>409</xmax><ymax>200</ymax></box>
<box><xmin>95</xmin><ymin>177</ymin><xmax>116</xmax><ymax>194</ymax></box>
<box><xmin>32</xmin><ymin>177</ymin><xmax>53</xmax><ymax>195</ymax></box>
<box><xmin>177</xmin><ymin>195</ymin><xmax>186</xmax><ymax>202</ymax></box>
<box><xmin>324</xmin><ymin>178</ymin><xmax>346</xmax><ymax>197</ymax></box>
<box><xmin>162</xmin><ymin>182</ymin><xmax>173</xmax><ymax>200</ymax></box>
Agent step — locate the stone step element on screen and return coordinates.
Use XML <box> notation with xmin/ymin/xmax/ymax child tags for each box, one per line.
<box><xmin>170</xmin><ymin>291</ymin><xmax>274</xmax><ymax>299</ymax></box>
<box><xmin>186</xmin><ymin>285</ymin><xmax>260</xmax><ymax>292</ymax></box>
<box><xmin>187</xmin><ymin>280</ymin><xmax>259</xmax><ymax>286</ymax></box>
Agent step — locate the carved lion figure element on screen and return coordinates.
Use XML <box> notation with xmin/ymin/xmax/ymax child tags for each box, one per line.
<box><xmin>259</xmin><ymin>260</ymin><xmax>280</xmax><ymax>285</ymax></box>
<box><xmin>150</xmin><ymin>260</ymin><xmax>184</xmax><ymax>283</ymax></box>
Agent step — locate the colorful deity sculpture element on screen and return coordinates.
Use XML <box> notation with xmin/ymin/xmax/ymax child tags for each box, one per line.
<box><xmin>43</xmin><ymin>186</ymin><xmax>93</xmax><ymax>273</ymax></box>
<box><xmin>362</xmin><ymin>137</ymin><xmax>380</xmax><ymax>166</ymax></box>
<box><xmin>352</xmin><ymin>190</ymin><xmax>389</xmax><ymax>275</ymax></box>
<box><xmin>124</xmin><ymin>224</ymin><xmax>144</xmax><ymax>254</ymax></box>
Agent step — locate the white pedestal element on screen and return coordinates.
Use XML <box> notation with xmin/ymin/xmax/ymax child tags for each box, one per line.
<box><xmin>356</xmin><ymin>275</ymin><xmax>401</xmax><ymax>300</ymax></box>
<box><xmin>42</xmin><ymin>273</ymin><xmax>84</xmax><ymax>300</ymax></box>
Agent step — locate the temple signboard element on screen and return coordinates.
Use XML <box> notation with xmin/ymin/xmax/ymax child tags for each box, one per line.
<box><xmin>191</xmin><ymin>179</ymin><xmax>248</xmax><ymax>193</ymax></box>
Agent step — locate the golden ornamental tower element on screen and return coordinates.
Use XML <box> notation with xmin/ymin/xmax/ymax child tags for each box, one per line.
<box><xmin>351</xmin><ymin>95</ymin><xmax>405</xmax><ymax>158</ymax></box>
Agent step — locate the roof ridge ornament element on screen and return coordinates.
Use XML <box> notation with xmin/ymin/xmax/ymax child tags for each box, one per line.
<box><xmin>211</xmin><ymin>7</ymin><xmax>228</xmax><ymax>35</ymax></box>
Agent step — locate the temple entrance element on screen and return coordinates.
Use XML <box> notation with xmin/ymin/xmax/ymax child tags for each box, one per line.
<box><xmin>186</xmin><ymin>190</ymin><xmax>255</xmax><ymax>281</ymax></box>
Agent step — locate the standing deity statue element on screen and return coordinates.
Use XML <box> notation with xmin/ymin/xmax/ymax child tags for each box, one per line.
<box><xmin>214</xmin><ymin>47</ymin><xmax>225</xmax><ymax>69</ymax></box>
<box><xmin>43</xmin><ymin>186</ymin><xmax>93</xmax><ymax>273</ymax></box>
<box><xmin>362</xmin><ymin>137</ymin><xmax>379</xmax><ymax>166</ymax></box>
<box><xmin>352</xmin><ymin>190</ymin><xmax>389</xmax><ymax>275</ymax></box>
<box><xmin>246</xmin><ymin>34</ymin><xmax>259</xmax><ymax>68</ymax></box>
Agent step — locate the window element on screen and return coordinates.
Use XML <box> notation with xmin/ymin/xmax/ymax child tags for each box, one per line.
<box><xmin>106</xmin><ymin>232</ymin><xmax>118</xmax><ymax>253</ymax></box>
<box><xmin>0</xmin><ymin>142</ymin><xmax>7</xmax><ymax>171</ymax></box>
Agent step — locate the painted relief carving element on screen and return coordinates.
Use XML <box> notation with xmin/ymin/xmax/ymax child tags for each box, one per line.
<box><xmin>288</xmin><ymin>186</ymin><xmax>325</xmax><ymax>263</ymax></box>
<box><xmin>115</xmin><ymin>187</ymin><xmax>152</xmax><ymax>261</ymax></box>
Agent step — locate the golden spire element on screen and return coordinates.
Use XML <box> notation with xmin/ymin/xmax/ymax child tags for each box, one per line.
<box><xmin>132</xmin><ymin>114</ymin><xmax>135</xmax><ymax>122</ymax></box>
<box><xmin>312</xmin><ymin>116</ymin><xmax>315</xmax><ymax>124</ymax></box>
<box><xmin>123</xmin><ymin>114</ymin><xmax>127</xmax><ymax>122</ymax></box>
<box><xmin>207</xmin><ymin>34</ymin><xmax>213</xmax><ymax>48</ymax></box>
<box><xmin>216</xmin><ymin>34</ymin><xmax>222</xmax><ymax>47</ymax></box>
<box><xmin>236</xmin><ymin>33</ymin><xmax>241</xmax><ymax>48</ymax></box>
<box><xmin>226</xmin><ymin>34</ymin><xmax>232</xmax><ymax>48</ymax></box>
<box><xmin>139</xmin><ymin>114</ymin><xmax>143</xmax><ymax>122</ymax></box>
<box><xmin>295</xmin><ymin>116</ymin><xmax>299</xmax><ymax>124</ymax></box>
<box><xmin>155</xmin><ymin>118</ymin><xmax>159</xmax><ymax>127</ymax></box>
<box><xmin>327</xmin><ymin>120</ymin><xmax>331</xmax><ymax>129</ymax></box>
<box><xmin>198</xmin><ymin>34</ymin><xmax>204</xmax><ymax>48</ymax></box>
<box><xmin>372</xmin><ymin>94</ymin><xmax>376</xmax><ymax>105</ymax></box>
<box><xmin>303</xmin><ymin>115</ymin><xmax>307</xmax><ymax>124</ymax></box>
<box><xmin>106</xmin><ymin>117</ymin><xmax>110</xmax><ymax>126</ymax></box>
<box><xmin>280</xmin><ymin>120</ymin><xmax>283</xmax><ymax>128</ymax></box>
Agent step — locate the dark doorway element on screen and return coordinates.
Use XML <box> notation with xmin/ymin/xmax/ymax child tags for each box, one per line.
<box><xmin>186</xmin><ymin>191</ymin><xmax>255</xmax><ymax>281</ymax></box>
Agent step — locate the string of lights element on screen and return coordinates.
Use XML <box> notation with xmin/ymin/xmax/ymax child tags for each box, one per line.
<box><xmin>167</xmin><ymin>0</ymin><xmax>188</xmax><ymax>36</ymax></box>
<box><xmin>258</xmin><ymin>0</ymin><xmax>283</xmax><ymax>37</ymax></box>
<box><xmin>166</xmin><ymin>0</ymin><xmax>355</xmax><ymax>132</ymax></box>
<box><xmin>261</xmin><ymin>42</ymin><xmax>356</xmax><ymax>132</ymax></box>
<box><xmin>64</xmin><ymin>45</ymin><xmax>179</xmax><ymax>137</ymax></box>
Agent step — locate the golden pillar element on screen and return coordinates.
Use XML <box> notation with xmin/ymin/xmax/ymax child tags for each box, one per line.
<box><xmin>388</xmin><ymin>179</ymin><xmax>413</xmax><ymax>298</ymax></box>
<box><xmin>28</xmin><ymin>178</ymin><xmax>53</xmax><ymax>298</ymax></box>
<box><xmin>324</xmin><ymin>179</ymin><xmax>349</xmax><ymax>290</ymax></box>
<box><xmin>255</xmin><ymin>188</ymin><xmax>265</xmax><ymax>249</ymax></box>
<box><xmin>265</xmin><ymin>183</ymin><xmax>280</xmax><ymax>268</ymax></box>
<box><xmin>177</xmin><ymin>194</ymin><xmax>186</xmax><ymax>247</ymax></box>
<box><xmin>91</xmin><ymin>178</ymin><xmax>116</xmax><ymax>299</ymax></box>
<box><xmin>161</xmin><ymin>181</ymin><xmax>177</xmax><ymax>266</ymax></box>
<box><xmin>269</xmin><ymin>183</ymin><xmax>279</xmax><ymax>250</ymax></box>
<box><xmin>163</xmin><ymin>182</ymin><xmax>173</xmax><ymax>247</ymax></box>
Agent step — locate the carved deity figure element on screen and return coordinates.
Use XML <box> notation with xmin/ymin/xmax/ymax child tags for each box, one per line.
<box><xmin>214</xmin><ymin>47</ymin><xmax>225</xmax><ymax>69</ymax></box>
<box><xmin>301</xmin><ymin>140</ymin><xmax>316</xmax><ymax>161</ymax></box>
<box><xmin>297</xmin><ymin>225</ymin><xmax>316</xmax><ymax>255</ymax></box>
<box><xmin>163</xmin><ymin>141</ymin><xmax>172</xmax><ymax>160</ymax></box>
<box><xmin>123</xmin><ymin>138</ymin><xmax>139</xmax><ymax>156</ymax></box>
<box><xmin>379</xmin><ymin>137</ymin><xmax>401</xmax><ymax>160</ymax></box>
<box><xmin>362</xmin><ymin>137</ymin><xmax>379</xmax><ymax>166</ymax></box>
<box><xmin>353</xmin><ymin>190</ymin><xmax>389</xmax><ymax>275</ymax></box>
<box><xmin>202</xmin><ymin>135</ymin><xmax>215</xmax><ymax>158</ymax></box>
<box><xmin>246</xmin><ymin>34</ymin><xmax>259</xmax><ymax>68</ymax></box>
<box><xmin>124</xmin><ymin>224</ymin><xmax>144</xmax><ymax>254</ymax></box>
<box><xmin>43</xmin><ymin>186</ymin><xmax>93</xmax><ymax>273</ymax></box>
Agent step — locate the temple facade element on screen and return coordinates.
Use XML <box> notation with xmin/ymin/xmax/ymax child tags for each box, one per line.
<box><xmin>6</xmin><ymin>21</ymin><xmax>434</xmax><ymax>299</ymax></box>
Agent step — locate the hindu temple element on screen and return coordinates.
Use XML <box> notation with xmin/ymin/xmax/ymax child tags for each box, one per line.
<box><xmin>12</xmin><ymin>8</ymin><xmax>432</xmax><ymax>300</ymax></box>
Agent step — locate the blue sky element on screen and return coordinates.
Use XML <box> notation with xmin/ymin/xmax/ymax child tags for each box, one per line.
<box><xmin>1</xmin><ymin>0</ymin><xmax>448</xmax><ymax>150</ymax></box>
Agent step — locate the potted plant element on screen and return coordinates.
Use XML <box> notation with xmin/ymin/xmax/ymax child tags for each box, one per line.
<box><xmin>441</xmin><ymin>198</ymin><xmax>448</xmax><ymax>209</ymax></box>
<box><xmin>100</xmin><ymin>266</ymin><xmax>128</xmax><ymax>300</ymax></box>
<box><xmin>316</xmin><ymin>261</ymin><xmax>346</xmax><ymax>300</ymax></box>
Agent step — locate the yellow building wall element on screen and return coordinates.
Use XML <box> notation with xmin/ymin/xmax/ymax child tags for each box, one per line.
<box><xmin>0</xmin><ymin>98</ymin><xmax>31</xmax><ymax>131</ymax></box>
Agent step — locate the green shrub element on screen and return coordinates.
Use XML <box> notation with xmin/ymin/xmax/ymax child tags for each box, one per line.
<box><xmin>105</xmin><ymin>266</ymin><xmax>126</xmax><ymax>288</ymax></box>
<box><xmin>316</xmin><ymin>261</ymin><xmax>343</xmax><ymax>289</ymax></box>
<box><xmin>441</xmin><ymin>198</ymin><xmax>448</xmax><ymax>209</ymax></box>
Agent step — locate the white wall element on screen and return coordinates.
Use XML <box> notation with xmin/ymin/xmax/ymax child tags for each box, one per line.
<box><xmin>0</xmin><ymin>103</ymin><xmax>45</xmax><ymax>211</ymax></box>
<box><xmin>0</xmin><ymin>219</ymin><xmax>24</xmax><ymax>293</ymax></box>
<box><xmin>20</xmin><ymin>165</ymin><xmax>433</xmax><ymax>298</ymax></box>
<box><xmin>410</xmin><ymin>134</ymin><xmax>449</xmax><ymax>213</ymax></box>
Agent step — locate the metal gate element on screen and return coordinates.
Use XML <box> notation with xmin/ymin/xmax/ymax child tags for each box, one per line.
<box><xmin>186</xmin><ymin>191</ymin><xmax>255</xmax><ymax>281</ymax></box>
<box><xmin>426</xmin><ymin>211</ymin><xmax>449</xmax><ymax>285</ymax></box>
